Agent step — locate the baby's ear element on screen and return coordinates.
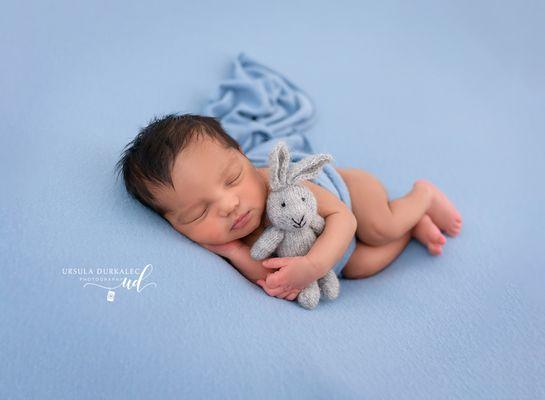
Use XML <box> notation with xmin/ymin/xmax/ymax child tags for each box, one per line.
<box><xmin>288</xmin><ymin>153</ymin><xmax>332</xmax><ymax>184</ymax></box>
<box><xmin>268</xmin><ymin>141</ymin><xmax>291</xmax><ymax>190</ymax></box>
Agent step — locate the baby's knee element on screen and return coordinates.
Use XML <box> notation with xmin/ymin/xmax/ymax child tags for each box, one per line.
<box><xmin>357</xmin><ymin>221</ymin><xmax>394</xmax><ymax>246</ymax></box>
<box><xmin>374</xmin><ymin>219</ymin><xmax>397</xmax><ymax>240</ymax></box>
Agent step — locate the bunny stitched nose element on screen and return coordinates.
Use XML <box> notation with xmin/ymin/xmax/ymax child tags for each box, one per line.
<box><xmin>291</xmin><ymin>215</ymin><xmax>307</xmax><ymax>229</ymax></box>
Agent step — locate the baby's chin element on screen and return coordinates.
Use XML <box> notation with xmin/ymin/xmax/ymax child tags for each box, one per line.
<box><xmin>231</xmin><ymin>222</ymin><xmax>256</xmax><ymax>239</ymax></box>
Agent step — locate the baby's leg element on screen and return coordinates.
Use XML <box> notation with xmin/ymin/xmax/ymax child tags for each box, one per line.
<box><xmin>338</xmin><ymin>168</ymin><xmax>432</xmax><ymax>246</ymax></box>
<box><xmin>342</xmin><ymin>233</ymin><xmax>411</xmax><ymax>279</ymax></box>
<box><xmin>337</xmin><ymin>168</ymin><xmax>462</xmax><ymax>247</ymax></box>
<box><xmin>412</xmin><ymin>214</ymin><xmax>447</xmax><ymax>255</ymax></box>
<box><xmin>342</xmin><ymin>217</ymin><xmax>450</xmax><ymax>279</ymax></box>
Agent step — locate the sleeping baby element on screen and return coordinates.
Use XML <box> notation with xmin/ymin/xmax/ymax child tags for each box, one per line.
<box><xmin>116</xmin><ymin>114</ymin><xmax>463</xmax><ymax>301</ymax></box>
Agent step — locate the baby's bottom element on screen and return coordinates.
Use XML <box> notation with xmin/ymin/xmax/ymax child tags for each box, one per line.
<box><xmin>335</xmin><ymin>168</ymin><xmax>463</xmax><ymax>279</ymax></box>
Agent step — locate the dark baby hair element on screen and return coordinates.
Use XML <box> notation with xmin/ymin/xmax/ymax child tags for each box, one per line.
<box><xmin>115</xmin><ymin>113</ymin><xmax>241</xmax><ymax>217</ymax></box>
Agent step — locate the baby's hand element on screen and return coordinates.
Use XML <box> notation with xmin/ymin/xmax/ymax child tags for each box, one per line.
<box><xmin>256</xmin><ymin>278</ymin><xmax>301</xmax><ymax>301</ymax></box>
<box><xmin>261</xmin><ymin>255</ymin><xmax>319</xmax><ymax>292</ymax></box>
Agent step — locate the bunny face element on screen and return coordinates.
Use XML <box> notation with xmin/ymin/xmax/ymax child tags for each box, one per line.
<box><xmin>265</xmin><ymin>141</ymin><xmax>333</xmax><ymax>232</ymax></box>
<box><xmin>266</xmin><ymin>185</ymin><xmax>318</xmax><ymax>232</ymax></box>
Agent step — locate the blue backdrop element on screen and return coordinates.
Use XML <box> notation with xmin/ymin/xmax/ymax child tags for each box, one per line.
<box><xmin>2</xmin><ymin>1</ymin><xmax>544</xmax><ymax>399</ymax></box>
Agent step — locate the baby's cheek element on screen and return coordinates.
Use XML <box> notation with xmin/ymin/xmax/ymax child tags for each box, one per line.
<box><xmin>200</xmin><ymin>222</ymin><xmax>228</xmax><ymax>243</ymax></box>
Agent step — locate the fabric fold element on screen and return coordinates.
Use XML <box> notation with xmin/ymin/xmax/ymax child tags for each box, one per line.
<box><xmin>202</xmin><ymin>52</ymin><xmax>317</xmax><ymax>167</ymax></box>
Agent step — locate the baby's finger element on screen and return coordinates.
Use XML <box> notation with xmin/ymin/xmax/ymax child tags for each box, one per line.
<box><xmin>282</xmin><ymin>290</ymin><xmax>293</xmax><ymax>300</ymax></box>
<box><xmin>283</xmin><ymin>289</ymin><xmax>298</xmax><ymax>299</ymax></box>
<box><xmin>269</xmin><ymin>286</ymin><xmax>290</xmax><ymax>297</ymax></box>
<box><xmin>288</xmin><ymin>289</ymin><xmax>301</xmax><ymax>300</ymax></box>
<box><xmin>261</xmin><ymin>283</ymin><xmax>288</xmax><ymax>297</ymax></box>
<box><xmin>256</xmin><ymin>280</ymin><xmax>271</xmax><ymax>293</ymax></box>
<box><xmin>276</xmin><ymin>291</ymin><xmax>290</xmax><ymax>299</ymax></box>
<box><xmin>286</xmin><ymin>292</ymin><xmax>299</xmax><ymax>301</ymax></box>
<box><xmin>257</xmin><ymin>280</ymin><xmax>275</xmax><ymax>295</ymax></box>
<box><xmin>261</xmin><ymin>285</ymin><xmax>274</xmax><ymax>297</ymax></box>
<box><xmin>262</xmin><ymin>263</ymin><xmax>283</xmax><ymax>270</ymax></box>
<box><xmin>265</xmin><ymin>271</ymin><xmax>287</xmax><ymax>289</ymax></box>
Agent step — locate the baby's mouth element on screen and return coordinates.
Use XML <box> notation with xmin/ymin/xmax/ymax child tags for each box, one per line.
<box><xmin>231</xmin><ymin>210</ymin><xmax>251</xmax><ymax>230</ymax></box>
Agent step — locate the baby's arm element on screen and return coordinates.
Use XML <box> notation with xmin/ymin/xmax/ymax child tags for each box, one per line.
<box><xmin>203</xmin><ymin>241</ymin><xmax>299</xmax><ymax>299</ymax></box>
<box><xmin>262</xmin><ymin>180</ymin><xmax>358</xmax><ymax>291</ymax></box>
<box><xmin>225</xmin><ymin>245</ymin><xmax>303</xmax><ymax>300</ymax></box>
<box><xmin>202</xmin><ymin>241</ymin><xmax>276</xmax><ymax>285</ymax></box>
<box><xmin>228</xmin><ymin>244</ymin><xmax>277</xmax><ymax>284</ymax></box>
<box><xmin>301</xmin><ymin>180</ymin><xmax>357</xmax><ymax>276</ymax></box>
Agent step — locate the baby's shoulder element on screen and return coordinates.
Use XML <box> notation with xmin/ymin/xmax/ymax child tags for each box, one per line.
<box><xmin>300</xmin><ymin>179</ymin><xmax>351</xmax><ymax>218</ymax></box>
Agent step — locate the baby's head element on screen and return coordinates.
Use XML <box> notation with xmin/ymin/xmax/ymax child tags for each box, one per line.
<box><xmin>116</xmin><ymin>114</ymin><xmax>268</xmax><ymax>246</ymax></box>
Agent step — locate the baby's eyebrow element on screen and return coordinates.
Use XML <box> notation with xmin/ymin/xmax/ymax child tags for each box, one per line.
<box><xmin>218</xmin><ymin>156</ymin><xmax>239</xmax><ymax>180</ymax></box>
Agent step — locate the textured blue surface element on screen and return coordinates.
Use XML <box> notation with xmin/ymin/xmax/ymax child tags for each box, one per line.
<box><xmin>2</xmin><ymin>1</ymin><xmax>544</xmax><ymax>399</ymax></box>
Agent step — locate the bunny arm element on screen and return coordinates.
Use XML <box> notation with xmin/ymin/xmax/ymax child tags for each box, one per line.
<box><xmin>250</xmin><ymin>225</ymin><xmax>285</xmax><ymax>260</ymax></box>
<box><xmin>310</xmin><ymin>214</ymin><xmax>326</xmax><ymax>236</ymax></box>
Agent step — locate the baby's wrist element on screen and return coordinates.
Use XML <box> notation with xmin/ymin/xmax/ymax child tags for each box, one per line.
<box><xmin>305</xmin><ymin>255</ymin><xmax>329</xmax><ymax>277</ymax></box>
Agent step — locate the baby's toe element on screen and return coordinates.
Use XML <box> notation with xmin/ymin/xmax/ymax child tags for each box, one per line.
<box><xmin>430</xmin><ymin>230</ymin><xmax>446</xmax><ymax>245</ymax></box>
<box><xmin>428</xmin><ymin>243</ymin><xmax>443</xmax><ymax>256</ymax></box>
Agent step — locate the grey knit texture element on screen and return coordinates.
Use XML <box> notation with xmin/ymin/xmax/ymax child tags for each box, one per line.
<box><xmin>250</xmin><ymin>141</ymin><xmax>340</xmax><ymax>310</ymax></box>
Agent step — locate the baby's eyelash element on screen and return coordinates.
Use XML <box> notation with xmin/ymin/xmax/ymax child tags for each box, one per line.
<box><xmin>227</xmin><ymin>171</ymin><xmax>242</xmax><ymax>185</ymax></box>
<box><xmin>194</xmin><ymin>208</ymin><xmax>207</xmax><ymax>221</ymax></box>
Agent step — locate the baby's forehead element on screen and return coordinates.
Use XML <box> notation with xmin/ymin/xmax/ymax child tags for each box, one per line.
<box><xmin>177</xmin><ymin>137</ymin><xmax>235</xmax><ymax>164</ymax></box>
<box><xmin>174</xmin><ymin>149</ymin><xmax>238</xmax><ymax>176</ymax></box>
<box><xmin>171</xmin><ymin>144</ymin><xmax>240</xmax><ymax>186</ymax></box>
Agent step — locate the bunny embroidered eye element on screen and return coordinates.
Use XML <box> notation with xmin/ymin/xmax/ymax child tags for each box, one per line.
<box><xmin>301</xmin><ymin>197</ymin><xmax>305</xmax><ymax>201</ymax></box>
<box><xmin>281</xmin><ymin>202</ymin><xmax>286</xmax><ymax>207</ymax></box>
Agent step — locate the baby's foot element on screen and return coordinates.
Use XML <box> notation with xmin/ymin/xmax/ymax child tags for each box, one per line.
<box><xmin>415</xmin><ymin>179</ymin><xmax>463</xmax><ymax>237</ymax></box>
<box><xmin>411</xmin><ymin>214</ymin><xmax>446</xmax><ymax>255</ymax></box>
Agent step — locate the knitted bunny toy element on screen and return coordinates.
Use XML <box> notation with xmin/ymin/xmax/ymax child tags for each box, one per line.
<box><xmin>250</xmin><ymin>141</ymin><xmax>340</xmax><ymax>310</ymax></box>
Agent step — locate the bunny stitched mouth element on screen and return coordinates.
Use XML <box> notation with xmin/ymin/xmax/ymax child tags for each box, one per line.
<box><xmin>291</xmin><ymin>216</ymin><xmax>307</xmax><ymax>229</ymax></box>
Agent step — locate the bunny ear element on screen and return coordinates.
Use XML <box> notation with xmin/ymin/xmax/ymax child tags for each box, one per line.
<box><xmin>287</xmin><ymin>153</ymin><xmax>333</xmax><ymax>184</ymax></box>
<box><xmin>268</xmin><ymin>141</ymin><xmax>291</xmax><ymax>190</ymax></box>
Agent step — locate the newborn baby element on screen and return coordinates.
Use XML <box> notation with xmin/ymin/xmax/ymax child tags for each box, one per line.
<box><xmin>117</xmin><ymin>114</ymin><xmax>463</xmax><ymax>301</ymax></box>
